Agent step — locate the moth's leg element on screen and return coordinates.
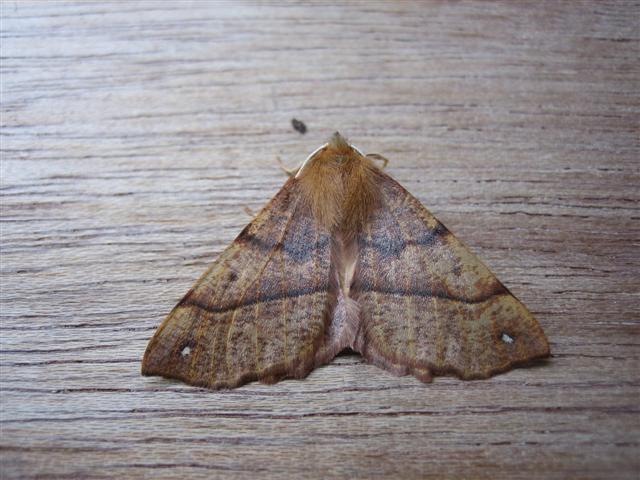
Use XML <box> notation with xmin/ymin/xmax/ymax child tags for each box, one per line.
<box><xmin>275</xmin><ymin>156</ymin><xmax>298</xmax><ymax>177</ymax></box>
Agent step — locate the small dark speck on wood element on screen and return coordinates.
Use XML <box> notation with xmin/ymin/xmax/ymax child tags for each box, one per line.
<box><xmin>291</xmin><ymin>118</ymin><xmax>307</xmax><ymax>134</ymax></box>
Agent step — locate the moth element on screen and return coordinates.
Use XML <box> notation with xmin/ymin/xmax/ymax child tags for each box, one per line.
<box><xmin>142</xmin><ymin>133</ymin><xmax>550</xmax><ymax>389</ymax></box>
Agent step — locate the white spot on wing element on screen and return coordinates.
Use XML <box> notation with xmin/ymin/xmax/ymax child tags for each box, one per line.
<box><xmin>181</xmin><ymin>346</ymin><xmax>191</xmax><ymax>357</ymax></box>
<box><xmin>501</xmin><ymin>333</ymin><xmax>514</xmax><ymax>344</ymax></box>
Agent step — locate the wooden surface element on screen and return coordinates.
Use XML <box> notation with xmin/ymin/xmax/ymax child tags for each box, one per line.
<box><xmin>1</xmin><ymin>1</ymin><xmax>639</xmax><ymax>479</ymax></box>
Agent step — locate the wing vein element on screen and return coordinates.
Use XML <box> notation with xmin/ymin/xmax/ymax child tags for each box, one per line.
<box><xmin>223</xmin><ymin>196</ymin><xmax>302</xmax><ymax>373</ymax></box>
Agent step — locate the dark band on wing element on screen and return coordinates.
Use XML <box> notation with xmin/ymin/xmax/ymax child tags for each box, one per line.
<box><xmin>360</xmin><ymin>223</ymin><xmax>450</xmax><ymax>258</ymax></box>
<box><xmin>181</xmin><ymin>285</ymin><xmax>327</xmax><ymax>315</ymax></box>
<box><xmin>236</xmin><ymin>230</ymin><xmax>331</xmax><ymax>263</ymax></box>
<box><xmin>357</xmin><ymin>282</ymin><xmax>508</xmax><ymax>305</ymax></box>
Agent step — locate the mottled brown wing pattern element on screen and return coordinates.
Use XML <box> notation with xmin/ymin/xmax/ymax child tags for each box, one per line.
<box><xmin>142</xmin><ymin>178</ymin><xmax>332</xmax><ymax>389</ymax></box>
<box><xmin>353</xmin><ymin>173</ymin><xmax>550</xmax><ymax>381</ymax></box>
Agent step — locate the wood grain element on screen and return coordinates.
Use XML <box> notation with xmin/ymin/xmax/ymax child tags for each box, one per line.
<box><xmin>1</xmin><ymin>1</ymin><xmax>638</xmax><ymax>479</ymax></box>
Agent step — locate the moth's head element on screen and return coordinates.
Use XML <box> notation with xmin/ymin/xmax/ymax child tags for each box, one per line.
<box><xmin>326</xmin><ymin>131</ymin><xmax>360</xmax><ymax>158</ymax></box>
<box><xmin>295</xmin><ymin>132</ymin><xmax>381</xmax><ymax>234</ymax></box>
<box><xmin>295</xmin><ymin>132</ymin><xmax>366</xmax><ymax>178</ymax></box>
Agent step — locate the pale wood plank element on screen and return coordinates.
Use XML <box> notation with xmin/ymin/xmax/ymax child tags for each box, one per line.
<box><xmin>1</xmin><ymin>1</ymin><xmax>638</xmax><ymax>479</ymax></box>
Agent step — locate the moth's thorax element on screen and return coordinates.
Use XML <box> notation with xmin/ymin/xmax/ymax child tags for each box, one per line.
<box><xmin>296</xmin><ymin>135</ymin><xmax>381</xmax><ymax>234</ymax></box>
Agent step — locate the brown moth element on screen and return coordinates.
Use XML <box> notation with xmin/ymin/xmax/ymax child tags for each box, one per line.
<box><xmin>142</xmin><ymin>133</ymin><xmax>550</xmax><ymax>389</ymax></box>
